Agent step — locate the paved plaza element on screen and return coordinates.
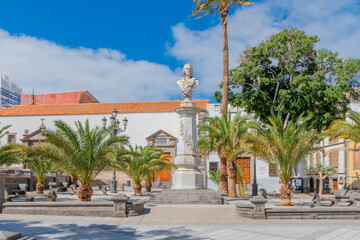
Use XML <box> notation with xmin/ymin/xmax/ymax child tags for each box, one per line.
<box><xmin>1</xmin><ymin>189</ymin><xmax>360</xmax><ymax>239</ymax></box>
<box><xmin>1</xmin><ymin>204</ymin><xmax>360</xmax><ymax>239</ymax></box>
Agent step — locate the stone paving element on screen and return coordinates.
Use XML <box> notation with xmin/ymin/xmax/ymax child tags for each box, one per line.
<box><xmin>1</xmin><ymin>205</ymin><xmax>360</xmax><ymax>239</ymax></box>
<box><xmin>1</xmin><ymin>189</ymin><xmax>360</xmax><ymax>239</ymax></box>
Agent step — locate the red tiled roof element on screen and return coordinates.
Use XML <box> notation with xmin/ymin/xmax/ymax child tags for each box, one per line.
<box><xmin>0</xmin><ymin>100</ymin><xmax>210</xmax><ymax>116</ymax></box>
<box><xmin>21</xmin><ymin>91</ymin><xmax>99</xmax><ymax>105</ymax></box>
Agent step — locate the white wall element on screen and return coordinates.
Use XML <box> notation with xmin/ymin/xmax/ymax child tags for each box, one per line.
<box><xmin>0</xmin><ymin>112</ymin><xmax>179</xmax><ymax>147</ymax></box>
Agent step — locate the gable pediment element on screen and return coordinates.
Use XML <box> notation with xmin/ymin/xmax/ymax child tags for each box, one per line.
<box><xmin>21</xmin><ymin>129</ymin><xmax>47</xmax><ymax>142</ymax></box>
<box><xmin>146</xmin><ymin>129</ymin><xmax>177</xmax><ymax>147</ymax></box>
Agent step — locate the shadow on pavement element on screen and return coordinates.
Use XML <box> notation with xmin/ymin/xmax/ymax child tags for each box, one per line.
<box><xmin>0</xmin><ymin>220</ymin><xmax>207</xmax><ymax>240</ymax></box>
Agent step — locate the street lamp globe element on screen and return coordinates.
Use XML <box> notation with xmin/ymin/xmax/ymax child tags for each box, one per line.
<box><xmin>102</xmin><ymin>117</ymin><xmax>107</xmax><ymax>127</ymax></box>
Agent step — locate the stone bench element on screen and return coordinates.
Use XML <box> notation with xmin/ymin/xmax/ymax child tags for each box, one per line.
<box><xmin>5</xmin><ymin>184</ymin><xmax>28</xmax><ymax>202</ymax></box>
<box><xmin>49</xmin><ymin>181</ymin><xmax>68</xmax><ymax>192</ymax></box>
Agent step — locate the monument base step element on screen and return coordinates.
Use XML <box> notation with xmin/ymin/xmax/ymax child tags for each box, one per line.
<box><xmin>151</xmin><ymin>189</ymin><xmax>222</xmax><ymax>204</ymax></box>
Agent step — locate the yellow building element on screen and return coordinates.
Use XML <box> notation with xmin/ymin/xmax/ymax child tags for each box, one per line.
<box><xmin>348</xmin><ymin>141</ymin><xmax>360</xmax><ymax>189</ymax></box>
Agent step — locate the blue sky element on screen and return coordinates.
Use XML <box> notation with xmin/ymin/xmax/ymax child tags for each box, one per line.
<box><xmin>0</xmin><ymin>0</ymin><xmax>359</xmax><ymax>103</ymax></box>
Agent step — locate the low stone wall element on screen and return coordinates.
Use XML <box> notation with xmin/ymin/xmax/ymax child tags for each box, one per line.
<box><xmin>0</xmin><ymin>195</ymin><xmax>145</xmax><ymax>218</ymax></box>
<box><xmin>1</xmin><ymin>202</ymin><xmax>114</xmax><ymax>217</ymax></box>
<box><xmin>266</xmin><ymin>207</ymin><xmax>360</xmax><ymax>219</ymax></box>
<box><xmin>235</xmin><ymin>196</ymin><xmax>360</xmax><ymax>219</ymax></box>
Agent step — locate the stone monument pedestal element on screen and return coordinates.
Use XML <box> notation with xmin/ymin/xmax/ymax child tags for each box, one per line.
<box><xmin>152</xmin><ymin>64</ymin><xmax>221</xmax><ymax>204</ymax></box>
<box><xmin>171</xmin><ymin>100</ymin><xmax>204</xmax><ymax>189</ymax></box>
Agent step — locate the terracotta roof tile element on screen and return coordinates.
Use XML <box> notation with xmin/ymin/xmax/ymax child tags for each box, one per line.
<box><xmin>0</xmin><ymin>100</ymin><xmax>210</xmax><ymax>116</ymax></box>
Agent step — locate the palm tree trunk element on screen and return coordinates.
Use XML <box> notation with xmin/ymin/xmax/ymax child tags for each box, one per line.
<box><xmin>280</xmin><ymin>183</ymin><xmax>292</xmax><ymax>206</ymax></box>
<box><xmin>145</xmin><ymin>180</ymin><xmax>152</xmax><ymax>192</ymax></box>
<box><xmin>227</xmin><ymin>160</ymin><xmax>237</xmax><ymax>198</ymax></box>
<box><xmin>71</xmin><ymin>174</ymin><xmax>78</xmax><ymax>185</ymax></box>
<box><xmin>77</xmin><ymin>183</ymin><xmax>93</xmax><ymax>201</ymax></box>
<box><xmin>219</xmin><ymin>154</ymin><xmax>228</xmax><ymax>195</ymax></box>
<box><xmin>36</xmin><ymin>181</ymin><xmax>44</xmax><ymax>194</ymax></box>
<box><xmin>133</xmin><ymin>183</ymin><xmax>142</xmax><ymax>196</ymax></box>
<box><xmin>221</xmin><ymin>12</ymin><xmax>229</xmax><ymax>118</ymax></box>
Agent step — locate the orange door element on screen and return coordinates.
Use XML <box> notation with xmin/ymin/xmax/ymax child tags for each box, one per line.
<box><xmin>333</xmin><ymin>179</ymin><xmax>338</xmax><ymax>190</ymax></box>
<box><xmin>153</xmin><ymin>153</ymin><xmax>171</xmax><ymax>182</ymax></box>
<box><xmin>236</xmin><ymin>157</ymin><xmax>251</xmax><ymax>184</ymax></box>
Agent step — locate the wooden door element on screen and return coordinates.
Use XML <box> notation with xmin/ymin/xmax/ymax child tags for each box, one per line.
<box><xmin>236</xmin><ymin>157</ymin><xmax>251</xmax><ymax>184</ymax></box>
<box><xmin>333</xmin><ymin>179</ymin><xmax>338</xmax><ymax>190</ymax></box>
<box><xmin>153</xmin><ymin>153</ymin><xmax>171</xmax><ymax>182</ymax></box>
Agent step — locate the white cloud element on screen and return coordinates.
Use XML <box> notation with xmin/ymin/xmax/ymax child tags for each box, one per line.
<box><xmin>0</xmin><ymin>0</ymin><xmax>359</xmax><ymax>103</ymax></box>
<box><xmin>0</xmin><ymin>30</ymin><xmax>179</xmax><ymax>102</ymax></box>
<box><xmin>168</xmin><ymin>0</ymin><xmax>360</xmax><ymax>98</ymax></box>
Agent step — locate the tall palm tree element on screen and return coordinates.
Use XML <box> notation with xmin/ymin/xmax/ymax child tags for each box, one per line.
<box><xmin>26</xmin><ymin>119</ymin><xmax>129</xmax><ymax>201</ymax></box>
<box><xmin>191</xmin><ymin>0</ymin><xmax>254</xmax><ymax>117</ymax></box>
<box><xmin>23</xmin><ymin>157</ymin><xmax>55</xmax><ymax>194</ymax></box>
<box><xmin>325</xmin><ymin>110</ymin><xmax>360</xmax><ymax>144</ymax></box>
<box><xmin>114</xmin><ymin>145</ymin><xmax>176</xmax><ymax>196</ymax></box>
<box><xmin>198</xmin><ymin>113</ymin><xmax>253</xmax><ymax>197</ymax></box>
<box><xmin>246</xmin><ymin>115</ymin><xmax>322</xmax><ymax>206</ymax></box>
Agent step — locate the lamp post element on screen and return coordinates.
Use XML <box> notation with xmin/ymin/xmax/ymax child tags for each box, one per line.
<box><xmin>252</xmin><ymin>113</ymin><xmax>259</xmax><ymax>196</ymax></box>
<box><xmin>102</xmin><ymin>108</ymin><xmax>128</xmax><ymax>193</ymax></box>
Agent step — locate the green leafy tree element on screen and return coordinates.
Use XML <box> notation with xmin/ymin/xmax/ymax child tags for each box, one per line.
<box><xmin>114</xmin><ymin>145</ymin><xmax>176</xmax><ymax>196</ymax></box>
<box><xmin>198</xmin><ymin>113</ymin><xmax>254</xmax><ymax>198</ymax></box>
<box><xmin>26</xmin><ymin>119</ymin><xmax>129</xmax><ymax>201</ymax></box>
<box><xmin>192</xmin><ymin>0</ymin><xmax>254</xmax><ymax>117</ymax></box>
<box><xmin>306</xmin><ymin>163</ymin><xmax>336</xmax><ymax>199</ymax></box>
<box><xmin>221</xmin><ymin>28</ymin><xmax>360</xmax><ymax>130</ymax></box>
<box><xmin>246</xmin><ymin>115</ymin><xmax>322</xmax><ymax>206</ymax></box>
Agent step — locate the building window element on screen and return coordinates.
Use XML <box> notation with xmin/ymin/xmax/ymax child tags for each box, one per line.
<box><xmin>209</xmin><ymin>162</ymin><xmax>218</xmax><ymax>172</ymax></box>
<box><xmin>354</xmin><ymin>150</ymin><xmax>360</xmax><ymax>169</ymax></box>
<box><xmin>309</xmin><ymin>155</ymin><xmax>314</xmax><ymax>165</ymax></box>
<box><xmin>269</xmin><ymin>165</ymin><xmax>277</xmax><ymax>177</ymax></box>
<box><xmin>316</xmin><ymin>153</ymin><xmax>321</xmax><ymax>164</ymax></box>
<box><xmin>155</xmin><ymin>138</ymin><xmax>168</xmax><ymax>145</ymax></box>
<box><xmin>329</xmin><ymin>151</ymin><xmax>339</xmax><ymax>167</ymax></box>
<box><xmin>7</xmin><ymin>133</ymin><xmax>16</xmax><ymax>143</ymax></box>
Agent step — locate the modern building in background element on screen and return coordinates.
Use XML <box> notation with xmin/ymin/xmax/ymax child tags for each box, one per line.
<box><xmin>0</xmin><ymin>75</ymin><xmax>22</xmax><ymax>109</ymax></box>
<box><xmin>21</xmin><ymin>90</ymin><xmax>99</xmax><ymax>105</ymax></box>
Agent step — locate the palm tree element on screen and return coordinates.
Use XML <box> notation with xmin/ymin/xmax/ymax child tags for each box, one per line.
<box><xmin>306</xmin><ymin>163</ymin><xmax>336</xmax><ymax>199</ymax></box>
<box><xmin>325</xmin><ymin>110</ymin><xmax>360</xmax><ymax>144</ymax></box>
<box><xmin>23</xmin><ymin>157</ymin><xmax>55</xmax><ymax>194</ymax></box>
<box><xmin>246</xmin><ymin>115</ymin><xmax>322</xmax><ymax>206</ymax></box>
<box><xmin>26</xmin><ymin>119</ymin><xmax>129</xmax><ymax>201</ymax></box>
<box><xmin>198</xmin><ymin>113</ymin><xmax>253</xmax><ymax>197</ymax></box>
<box><xmin>0</xmin><ymin>143</ymin><xmax>24</xmax><ymax>166</ymax></box>
<box><xmin>0</xmin><ymin>124</ymin><xmax>24</xmax><ymax>166</ymax></box>
<box><xmin>207</xmin><ymin>170</ymin><xmax>220</xmax><ymax>185</ymax></box>
<box><xmin>191</xmin><ymin>0</ymin><xmax>254</xmax><ymax>117</ymax></box>
<box><xmin>141</xmin><ymin>147</ymin><xmax>176</xmax><ymax>193</ymax></box>
<box><xmin>114</xmin><ymin>145</ymin><xmax>176</xmax><ymax>196</ymax></box>
<box><xmin>0</xmin><ymin>124</ymin><xmax>11</xmax><ymax>143</ymax></box>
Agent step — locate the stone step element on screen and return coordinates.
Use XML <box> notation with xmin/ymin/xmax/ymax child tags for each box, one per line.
<box><xmin>151</xmin><ymin>189</ymin><xmax>222</xmax><ymax>204</ymax></box>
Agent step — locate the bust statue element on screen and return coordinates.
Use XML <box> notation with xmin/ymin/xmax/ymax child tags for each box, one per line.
<box><xmin>177</xmin><ymin>64</ymin><xmax>199</xmax><ymax>102</ymax></box>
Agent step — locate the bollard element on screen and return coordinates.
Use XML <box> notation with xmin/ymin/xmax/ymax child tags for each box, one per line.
<box><xmin>111</xmin><ymin>194</ymin><xmax>130</xmax><ymax>217</ymax></box>
<box><xmin>250</xmin><ymin>195</ymin><xmax>268</xmax><ymax>219</ymax></box>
